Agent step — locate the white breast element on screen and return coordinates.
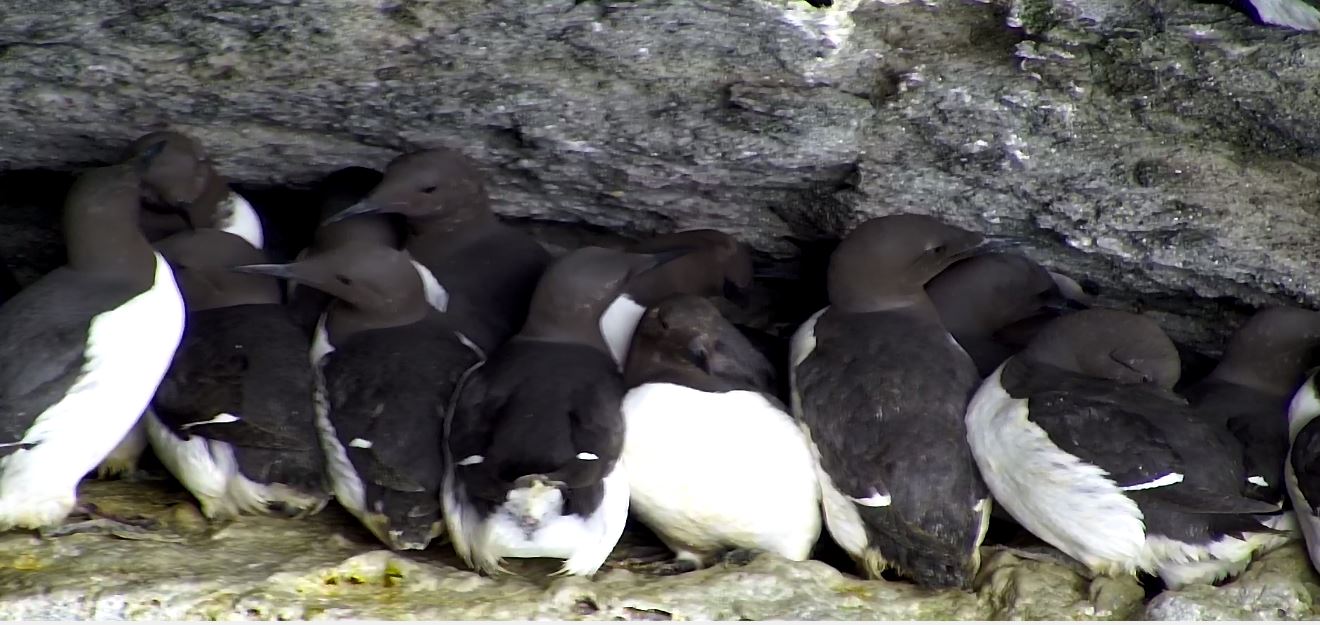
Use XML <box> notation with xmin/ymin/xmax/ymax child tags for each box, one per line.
<box><xmin>600</xmin><ymin>295</ymin><xmax>647</xmax><ymax>370</ymax></box>
<box><xmin>215</xmin><ymin>192</ymin><xmax>265</xmax><ymax>250</ymax></box>
<box><xmin>1288</xmin><ymin>373</ymin><xmax>1320</xmax><ymax>440</ymax></box>
<box><xmin>307</xmin><ymin>316</ymin><xmax>366</xmax><ymax>521</ymax></box>
<box><xmin>0</xmin><ymin>253</ymin><xmax>185</xmax><ymax>529</ymax></box>
<box><xmin>621</xmin><ymin>383</ymin><xmax>821</xmax><ymax>562</ymax></box>
<box><xmin>788</xmin><ymin>307</ymin><xmax>827</xmax><ymax>421</ymax></box>
<box><xmin>964</xmin><ymin>364</ymin><xmax>1148</xmax><ymax>576</ymax></box>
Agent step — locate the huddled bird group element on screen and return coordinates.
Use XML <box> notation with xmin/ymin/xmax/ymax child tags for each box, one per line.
<box><xmin>2</xmin><ymin>129</ymin><xmax>1320</xmax><ymax>592</ymax></box>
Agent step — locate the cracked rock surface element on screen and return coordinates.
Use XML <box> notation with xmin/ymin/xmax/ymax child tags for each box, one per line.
<box><xmin>3</xmin><ymin>0</ymin><xmax>1320</xmax><ymax>350</ymax></box>
<box><xmin>3</xmin><ymin>0</ymin><xmax>1320</xmax><ymax>618</ymax></box>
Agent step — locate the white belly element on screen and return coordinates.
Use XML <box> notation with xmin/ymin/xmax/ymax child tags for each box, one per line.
<box><xmin>964</xmin><ymin>365</ymin><xmax>1148</xmax><ymax>576</ymax></box>
<box><xmin>622</xmin><ymin>383</ymin><xmax>821</xmax><ymax>561</ymax></box>
<box><xmin>96</xmin><ymin>416</ymin><xmax>148</xmax><ymax>478</ymax></box>
<box><xmin>145</xmin><ymin>409</ymin><xmax>326</xmax><ymax>520</ymax></box>
<box><xmin>0</xmin><ymin>253</ymin><xmax>185</xmax><ymax>529</ymax></box>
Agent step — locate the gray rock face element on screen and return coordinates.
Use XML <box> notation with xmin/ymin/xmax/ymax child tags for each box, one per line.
<box><xmin>3</xmin><ymin>0</ymin><xmax>1320</xmax><ymax>349</ymax></box>
<box><xmin>4</xmin><ymin>0</ymin><xmax>1320</xmax><ymax>616</ymax></box>
<box><xmin>1145</xmin><ymin>543</ymin><xmax>1320</xmax><ymax>620</ymax></box>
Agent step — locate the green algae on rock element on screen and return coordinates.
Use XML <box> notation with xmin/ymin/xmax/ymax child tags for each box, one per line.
<box><xmin>4</xmin><ymin>479</ymin><xmax>1315</xmax><ymax>620</ymax></box>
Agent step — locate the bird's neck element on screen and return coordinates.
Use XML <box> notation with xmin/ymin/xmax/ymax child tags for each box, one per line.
<box><xmin>830</xmin><ymin>287</ymin><xmax>939</xmax><ymax>317</ymax></box>
<box><xmin>410</xmin><ymin>203</ymin><xmax>500</xmax><ymax>241</ymax></box>
<box><xmin>1208</xmin><ymin>343</ymin><xmax>1314</xmax><ymax>398</ymax></box>
<box><xmin>64</xmin><ymin>208</ymin><xmax>157</xmax><ymax>286</ymax></box>
<box><xmin>325</xmin><ymin>299</ymin><xmax>428</xmax><ymax>345</ymax></box>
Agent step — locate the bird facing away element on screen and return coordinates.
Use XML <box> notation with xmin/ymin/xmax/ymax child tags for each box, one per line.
<box><xmin>790</xmin><ymin>213</ymin><xmax>995</xmax><ymax>589</ymax></box>
<box><xmin>146</xmin><ymin>228</ymin><xmax>329</xmax><ymax>520</ymax></box>
<box><xmin>621</xmin><ymin>294</ymin><xmax>820</xmax><ymax>572</ymax></box>
<box><xmin>443</xmin><ymin>246</ymin><xmax>686</xmax><ymax>577</ymax></box>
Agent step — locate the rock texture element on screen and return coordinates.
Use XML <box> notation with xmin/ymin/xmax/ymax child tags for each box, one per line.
<box><xmin>3</xmin><ymin>0</ymin><xmax>1320</xmax><ymax>349</ymax></box>
<box><xmin>1144</xmin><ymin>545</ymin><xmax>1320</xmax><ymax>620</ymax></box>
<box><xmin>11</xmin><ymin>479</ymin><xmax>1312</xmax><ymax>620</ymax></box>
<box><xmin>4</xmin><ymin>1</ymin><xmax>1320</xmax><ymax>615</ymax></box>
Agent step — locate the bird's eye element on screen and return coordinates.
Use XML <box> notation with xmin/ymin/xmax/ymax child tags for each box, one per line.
<box><xmin>421</xmin><ymin>185</ymin><xmax>438</xmax><ymax>194</ymax></box>
<box><xmin>928</xmin><ymin>244</ymin><xmax>947</xmax><ymax>255</ymax></box>
<box><xmin>335</xmin><ymin>275</ymin><xmax>353</xmax><ymax>286</ymax></box>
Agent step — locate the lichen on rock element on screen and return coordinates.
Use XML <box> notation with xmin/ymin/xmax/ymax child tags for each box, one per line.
<box><xmin>0</xmin><ymin>480</ymin><xmax>1314</xmax><ymax>619</ymax></box>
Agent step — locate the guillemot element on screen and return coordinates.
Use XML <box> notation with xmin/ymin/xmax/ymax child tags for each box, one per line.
<box><xmin>443</xmin><ymin>246</ymin><xmax>684</xmax><ymax>577</ymax></box>
<box><xmin>237</xmin><ymin>241</ymin><xmax>474</xmax><ymax>551</ymax></box>
<box><xmin>1286</xmin><ymin>366</ymin><xmax>1320</xmax><ymax>574</ymax></box>
<box><xmin>125</xmin><ymin>130</ymin><xmax>264</xmax><ymax>249</ymax></box>
<box><xmin>621</xmin><ymin>294</ymin><xmax>820</xmax><ymax>572</ymax></box>
<box><xmin>790</xmin><ymin>214</ymin><xmax>994</xmax><ymax>589</ymax></box>
<box><xmin>324</xmin><ymin>148</ymin><xmax>552</xmax><ymax>354</ymax></box>
<box><xmin>965</xmin><ymin>308</ymin><xmax>1286</xmax><ymax>589</ymax></box>
<box><xmin>287</xmin><ymin>166</ymin><xmax>399</xmax><ymax>337</ymax></box>
<box><xmin>925</xmin><ymin>252</ymin><xmax>1090</xmax><ymax>377</ymax></box>
<box><xmin>1186</xmin><ymin>307</ymin><xmax>1320</xmax><ymax>505</ymax></box>
<box><xmin>146</xmin><ymin>228</ymin><xmax>329</xmax><ymax>520</ymax></box>
<box><xmin>97</xmin><ymin>130</ymin><xmax>266</xmax><ymax>480</ymax></box>
<box><xmin>0</xmin><ymin>154</ymin><xmax>185</xmax><ymax>534</ymax></box>
<box><xmin>599</xmin><ymin>229</ymin><xmax>753</xmax><ymax>370</ymax></box>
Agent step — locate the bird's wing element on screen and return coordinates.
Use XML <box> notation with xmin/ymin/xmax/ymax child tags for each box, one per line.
<box><xmin>1291</xmin><ymin>419</ymin><xmax>1320</xmax><ymax>514</ymax></box>
<box><xmin>0</xmin><ymin>271</ymin><xmax>136</xmax><ymax>450</ymax></box>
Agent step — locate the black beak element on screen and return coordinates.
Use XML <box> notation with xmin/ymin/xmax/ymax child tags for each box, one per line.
<box><xmin>1048</xmin><ymin>271</ymin><xmax>1098</xmax><ymax>307</ymax></box>
<box><xmin>629</xmin><ymin>246</ymin><xmax>697</xmax><ymax>276</ymax></box>
<box><xmin>948</xmin><ymin>233</ymin><xmax>1030</xmax><ymax>264</ymax></box>
<box><xmin>752</xmin><ymin>258</ymin><xmax>797</xmax><ymax>281</ymax></box>
<box><xmin>1038</xmin><ymin>292</ymin><xmax>1090</xmax><ymax>316</ymax></box>
<box><xmin>322</xmin><ymin>199</ymin><xmax>380</xmax><ymax>226</ymax></box>
<box><xmin>229</xmin><ymin>263</ymin><xmax>300</xmax><ymax>280</ymax></box>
